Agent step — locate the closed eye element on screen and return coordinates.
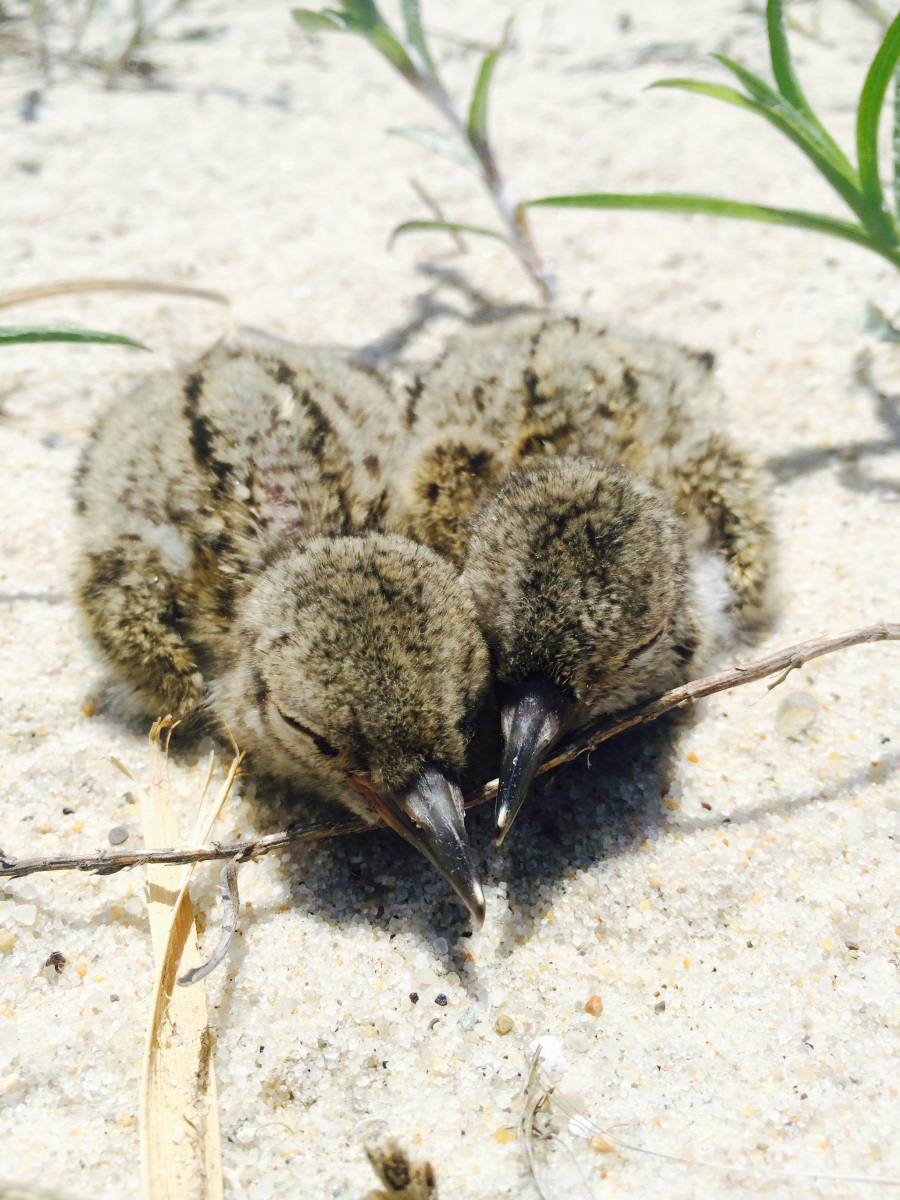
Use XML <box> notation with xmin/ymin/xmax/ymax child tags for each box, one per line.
<box><xmin>274</xmin><ymin>705</ymin><xmax>339</xmax><ymax>758</ymax></box>
<box><xmin>625</xmin><ymin>621</ymin><xmax>667</xmax><ymax>664</ymax></box>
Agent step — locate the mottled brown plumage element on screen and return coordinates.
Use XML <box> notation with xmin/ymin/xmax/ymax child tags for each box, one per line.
<box><xmin>74</xmin><ymin>333</ymin><xmax>490</xmax><ymax>921</ymax></box>
<box><xmin>397</xmin><ymin>313</ymin><xmax>774</xmax><ymax>841</ymax></box>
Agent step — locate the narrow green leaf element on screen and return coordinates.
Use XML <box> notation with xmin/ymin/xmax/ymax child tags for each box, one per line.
<box><xmin>291</xmin><ymin>8</ymin><xmax>346</xmax><ymax>32</ymax></box>
<box><xmin>525</xmin><ymin>192</ymin><xmax>894</xmax><ymax>259</ymax></box>
<box><xmin>340</xmin><ymin>0</ymin><xmax>381</xmax><ymax>28</ymax></box>
<box><xmin>467</xmin><ymin>20</ymin><xmax>510</xmax><ymax>152</ymax></box>
<box><xmin>0</xmin><ymin>325</ymin><xmax>149</xmax><ymax>348</ymax></box>
<box><xmin>364</xmin><ymin>25</ymin><xmax>419</xmax><ymax>83</ymax></box>
<box><xmin>893</xmin><ymin>62</ymin><xmax>900</xmax><ymax>218</ymax></box>
<box><xmin>389</xmin><ymin>124</ymin><xmax>480</xmax><ymax>172</ymax></box>
<box><xmin>766</xmin><ymin>0</ymin><xmax>812</xmax><ymax>114</ymax></box>
<box><xmin>401</xmin><ymin>0</ymin><xmax>436</xmax><ymax>75</ymax></box>
<box><xmin>710</xmin><ymin>53</ymin><xmax>854</xmax><ymax>180</ymax></box>
<box><xmin>653</xmin><ymin>78</ymin><xmax>881</xmax><ymax>235</ymax></box>
<box><xmin>857</xmin><ymin>8</ymin><xmax>900</xmax><ymax>242</ymax></box>
<box><xmin>389</xmin><ymin>219</ymin><xmax>508</xmax><ymax>246</ymax></box>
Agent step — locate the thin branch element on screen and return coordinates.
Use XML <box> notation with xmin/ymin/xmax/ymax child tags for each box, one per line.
<box><xmin>1</xmin><ymin>622</ymin><xmax>897</xmax><ymax>881</ymax></box>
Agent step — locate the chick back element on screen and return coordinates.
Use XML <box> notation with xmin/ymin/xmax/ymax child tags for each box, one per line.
<box><xmin>73</xmin><ymin>333</ymin><xmax>402</xmax><ymax>714</ymax></box>
<box><xmin>403</xmin><ymin>312</ymin><xmax>772</xmax><ymax>624</ymax></box>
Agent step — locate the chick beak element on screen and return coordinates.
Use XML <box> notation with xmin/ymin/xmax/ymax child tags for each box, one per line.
<box><xmin>349</xmin><ymin>763</ymin><xmax>485</xmax><ymax>928</ymax></box>
<box><xmin>495</xmin><ymin>679</ymin><xmax>580</xmax><ymax>847</ymax></box>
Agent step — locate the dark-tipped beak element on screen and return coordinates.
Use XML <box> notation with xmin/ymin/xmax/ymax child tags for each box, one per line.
<box><xmin>495</xmin><ymin>679</ymin><xmax>580</xmax><ymax>847</ymax></box>
<box><xmin>354</xmin><ymin>764</ymin><xmax>485</xmax><ymax>928</ymax></box>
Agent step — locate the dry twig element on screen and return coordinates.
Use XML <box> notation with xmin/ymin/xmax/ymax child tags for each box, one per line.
<box><xmin>1</xmin><ymin>622</ymin><xmax>897</xmax><ymax>881</ymax></box>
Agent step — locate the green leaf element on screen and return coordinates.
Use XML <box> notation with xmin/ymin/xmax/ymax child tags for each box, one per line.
<box><xmin>340</xmin><ymin>0</ymin><xmax>381</xmax><ymax>28</ymax></box>
<box><xmin>893</xmin><ymin>62</ymin><xmax>900</xmax><ymax>218</ymax></box>
<box><xmin>0</xmin><ymin>325</ymin><xmax>148</xmax><ymax>348</ymax></box>
<box><xmin>766</xmin><ymin>0</ymin><xmax>813</xmax><ymax>115</ymax></box>
<box><xmin>710</xmin><ymin>53</ymin><xmax>854</xmax><ymax>180</ymax></box>
<box><xmin>389</xmin><ymin>219</ymin><xmax>508</xmax><ymax>246</ymax></box>
<box><xmin>291</xmin><ymin>8</ymin><xmax>346</xmax><ymax>32</ymax></box>
<box><xmin>652</xmin><ymin>78</ymin><xmax>879</xmax><ymax>233</ymax></box>
<box><xmin>389</xmin><ymin>124</ymin><xmax>480</xmax><ymax>171</ymax></box>
<box><xmin>525</xmin><ymin>191</ymin><xmax>895</xmax><ymax>259</ymax></box>
<box><xmin>364</xmin><ymin>25</ymin><xmax>419</xmax><ymax>83</ymax></box>
<box><xmin>401</xmin><ymin>0</ymin><xmax>436</xmax><ymax>75</ymax></box>
<box><xmin>856</xmin><ymin>8</ymin><xmax>900</xmax><ymax>242</ymax></box>
<box><xmin>467</xmin><ymin>19</ymin><xmax>510</xmax><ymax>152</ymax></box>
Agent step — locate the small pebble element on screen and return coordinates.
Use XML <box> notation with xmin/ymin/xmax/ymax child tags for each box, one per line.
<box><xmin>459</xmin><ymin>1007</ymin><xmax>478</xmax><ymax>1031</ymax></box>
<box><xmin>432</xmin><ymin>936</ymin><xmax>449</xmax><ymax>956</ymax></box>
<box><xmin>585</xmin><ymin>995</ymin><xmax>604</xmax><ymax>1016</ymax></box>
<box><xmin>434</xmin><ymin>993</ymin><xmax>448</xmax><ymax>1007</ymax></box>
<box><xmin>494</xmin><ymin>1014</ymin><xmax>514</xmax><ymax>1036</ymax></box>
<box><xmin>655</xmin><ymin>999</ymin><xmax>666</xmax><ymax>1013</ymax></box>
<box><xmin>44</xmin><ymin>950</ymin><xmax>66</xmax><ymax>973</ymax></box>
<box><xmin>0</xmin><ymin>930</ymin><xmax>15</xmax><ymax>952</ymax></box>
<box><xmin>626</xmin><ymin>909</ymin><xmax>643</xmax><ymax>931</ymax></box>
<box><xmin>590</xmin><ymin>1133</ymin><xmax>616</xmax><ymax>1154</ymax></box>
<box><xmin>775</xmin><ymin>691</ymin><xmax>819</xmax><ymax>740</ymax></box>
<box><xmin>108</xmin><ymin>826</ymin><xmax>129</xmax><ymax>846</ymax></box>
<box><xmin>409</xmin><ymin>992</ymin><xmax>419</xmax><ymax>1004</ymax></box>
<box><xmin>62</xmin><ymin>806</ymin><xmax>74</xmax><ymax>815</ymax></box>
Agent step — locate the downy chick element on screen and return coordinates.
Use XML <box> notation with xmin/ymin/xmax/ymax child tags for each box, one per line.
<box><xmin>74</xmin><ymin>333</ymin><xmax>490</xmax><ymax>922</ymax></box>
<box><xmin>399</xmin><ymin>313</ymin><xmax>773</xmax><ymax>843</ymax></box>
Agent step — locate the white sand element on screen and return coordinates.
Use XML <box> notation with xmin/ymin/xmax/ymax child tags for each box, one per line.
<box><xmin>1</xmin><ymin>1</ymin><xmax>900</xmax><ymax>1196</ymax></box>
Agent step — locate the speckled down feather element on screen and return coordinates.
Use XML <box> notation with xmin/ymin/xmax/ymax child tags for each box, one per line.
<box><xmin>73</xmin><ymin>333</ymin><xmax>492</xmax><ymax>821</ymax></box>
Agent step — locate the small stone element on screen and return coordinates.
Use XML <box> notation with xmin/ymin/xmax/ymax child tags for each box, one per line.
<box><xmin>775</xmin><ymin>691</ymin><xmax>819</xmax><ymax>740</ymax></box>
<box><xmin>409</xmin><ymin>992</ymin><xmax>419</xmax><ymax>1004</ymax></box>
<box><xmin>654</xmin><ymin>1000</ymin><xmax>666</xmax><ymax>1013</ymax></box>
<box><xmin>13</xmin><ymin>904</ymin><xmax>37</xmax><ymax>926</ymax></box>
<box><xmin>0</xmin><ymin>930</ymin><xmax>15</xmax><ymax>952</ymax></box>
<box><xmin>62</xmin><ymin>806</ymin><xmax>74</xmax><ymax>815</ymax></box>
<box><xmin>585</xmin><ymin>995</ymin><xmax>603</xmax><ymax>1016</ymax></box>
<box><xmin>44</xmin><ymin>951</ymin><xmax>65</xmax><ymax>973</ymax></box>
<box><xmin>432</xmin><ymin>936</ymin><xmax>449</xmax><ymax>956</ymax></box>
<box><xmin>590</xmin><ymin>1133</ymin><xmax>616</xmax><ymax>1154</ymax></box>
<box><xmin>492</xmin><ymin>1127</ymin><xmax>515</xmax><ymax>1144</ymax></box>
<box><xmin>2</xmin><ymin>1073</ymin><xmax>20</xmax><ymax>1093</ymax></box>
<box><xmin>434</xmin><ymin>993</ymin><xmax>448</xmax><ymax>1006</ymax></box>
<box><xmin>626</xmin><ymin>909</ymin><xmax>643</xmax><ymax>931</ymax></box>
<box><xmin>459</xmin><ymin>1007</ymin><xmax>478</xmax><ymax>1031</ymax></box>
<box><xmin>108</xmin><ymin>826</ymin><xmax>128</xmax><ymax>845</ymax></box>
<box><xmin>494</xmin><ymin>1014</ymin><xmax>514</xmax><ymax>1036</ymax></box>
<box><xmin>649</xmin><ymin>875</ymin><xmax>663</xmax><ymax>890</ymax></box>
<box><xmin>564</xmin><ymin>1030</ymin><xmax>590</xmax><ymax>1053</ymax></box>
<box><xmin>120</xmin><ymin>1114</ymin><xmax>133</xmax><ymax>1128</ymax></box>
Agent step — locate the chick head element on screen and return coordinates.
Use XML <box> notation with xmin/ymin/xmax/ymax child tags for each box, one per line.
<box><xmin>232</xmin><ymin>534</ymin><xmax>491</xmax><ymax>923</ymax></box>
<box><xmin>464</xmin><ymin>458</ymin><xmax>698</xmax><ymax>844</ymax></box>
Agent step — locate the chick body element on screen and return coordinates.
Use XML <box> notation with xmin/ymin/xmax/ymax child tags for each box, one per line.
<box><xmin>398</xmin><ymin>313</ymin><xmax>774</xmax><ymax>841</ymax></box>
<box><xmin>402</xmin><ymin>311</ymin><xmax>771</xmax><ymax>626</ymax></box>
<box><xmin>74</xmin><ymin>333</ymin><xmax>490</xmax><ymax>919</ymax></box>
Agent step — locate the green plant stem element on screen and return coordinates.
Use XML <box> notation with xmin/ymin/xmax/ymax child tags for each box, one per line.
<box><xmin>411</xmin><ymin>64</ymin><xmax>556</xmax><ymax>301</ymax></box>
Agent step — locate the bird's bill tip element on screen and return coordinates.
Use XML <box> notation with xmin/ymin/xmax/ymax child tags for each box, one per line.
<box><xmin>353</xmin><ymin>764</ymin><xmax>485</xmax><ymax>928</ymax></box>
<box><xmin>495</xmin><ymin>678</ymin><xmax>578</xmax><ymax>846</ymax></box>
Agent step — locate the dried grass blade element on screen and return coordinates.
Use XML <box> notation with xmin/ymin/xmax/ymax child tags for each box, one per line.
<box><xmin>139</xmin><ymin>718</ymin><xmax>231</xmax><ymax>1200</ymax></box>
